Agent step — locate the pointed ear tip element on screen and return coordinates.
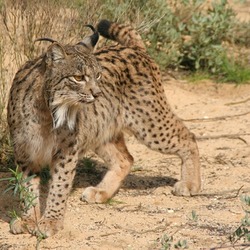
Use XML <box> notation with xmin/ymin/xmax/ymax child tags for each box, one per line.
<box><xmin>81</xmin><ymin>23</ymin><xmax>100</xmax><ymax>48</ymax></box>
<box><xmin>48</xmin><ymin>42</ymin><xmax>65</xmax><ymax>52</ymax></box>
<box><xmin>49</xmin><ymin>42</ymin><xmax>62</xmax><ymax>48</ymax></box>
<box><xmin>46</xmin><ymin>42</ymin><xmax>66</xmax><ymax>61</ymax></box>
<box><xmin>78</xmin><ymin>32</ymin><xmax>99</xmax><ymax>50</ymax></box>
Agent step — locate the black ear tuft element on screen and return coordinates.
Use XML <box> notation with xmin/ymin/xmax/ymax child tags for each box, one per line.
<box><xmin>35</xmin><ymin>37</ymin><xmax>58</xmax><ymax>43</ymax></box>
<box><xmin>84</xmin><ymin>25</ymin><xmax>99</xmax><ymax>47</ymax></box>
<box><xmin>77</xmin><ymin>24</ymin><xmax>99</xmax><ymax>52</ymax></box>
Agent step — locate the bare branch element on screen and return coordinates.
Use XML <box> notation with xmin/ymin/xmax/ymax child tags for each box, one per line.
<box><xmin>225</xmin><ymin>97</ymin><xmax>250</xmax><ymax>106</ymax></box>
<box><xmin>196</xmin><ymin>134</ymin><xmax>249</xmax><ymax>144</ymax></box>
<box><xmin>184</xmin><ymin>111</ymin><xmax>250</xmax><ymax>122</ymax></box>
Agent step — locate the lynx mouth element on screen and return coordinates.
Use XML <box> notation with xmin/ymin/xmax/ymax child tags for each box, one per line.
<box><xmin>81</xmin><ymin>94</ymin><xmax>95</xmax><ymax>103</ymax></box>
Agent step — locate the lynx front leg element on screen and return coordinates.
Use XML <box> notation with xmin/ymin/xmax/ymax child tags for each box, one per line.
<box><xmin>10</xmin><ymin>165</ymin><xmax>41</xmax><ymax>235</ymax></box>
<box><xmin>34</xmin><ymin>142</ymin><xmax>79</xmax><ymax>237</ymax></box>
<box><xmin>82</xmin><ymin>133</ymin><xmax>134</xmax><ymax>203</ymax></box>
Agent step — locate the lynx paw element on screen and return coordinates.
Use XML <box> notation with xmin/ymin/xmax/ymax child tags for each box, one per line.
<box><xmin>173</xmin><ymin>181</ymin><xmax>200</xmax><ymax>196</ymax></box>
<box><xmin>34</xmin><ymin>217</ymin><xmax>63</xmax><ymax>238</ymax></box>
<box><xmin>81</xmin><ymin>186</ymin><xmax>109</xmax><ymax>203</ymax></box>
<box><xmin>10</xmin><ymin>217</ymin><xmax>36</xmax><ymax>235</ymax></box>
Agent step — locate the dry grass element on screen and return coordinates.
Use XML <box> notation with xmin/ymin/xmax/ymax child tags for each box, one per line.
<box><xmin>0</xmin><ymin>0</ymin><xmax>107</xmax><ymax>169</ymax></box>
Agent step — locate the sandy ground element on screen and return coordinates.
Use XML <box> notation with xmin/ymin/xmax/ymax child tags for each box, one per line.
<box><xmin>0</xmin><ymin>76</ymin><xmax>249</xmax><ymax>250</ymax></box>
<box><xmin>0</xmin><ymin>1</ymin><xmax>250</xmax><ymax>249</ymax></box>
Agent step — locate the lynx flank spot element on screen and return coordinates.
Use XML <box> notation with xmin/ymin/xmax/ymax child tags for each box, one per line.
<box><xmin>8</xmin><ymin>20</ymin><xmax>201</xmax><ymax>237</ymax></box>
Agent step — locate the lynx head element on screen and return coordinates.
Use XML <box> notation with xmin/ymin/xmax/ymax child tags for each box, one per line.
<box><xmin>40</xmin><ymin>26</ymin><xmax>102</xmax><ymax>130</ymax></box>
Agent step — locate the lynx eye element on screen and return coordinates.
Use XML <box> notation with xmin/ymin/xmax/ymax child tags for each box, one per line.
<box><xmin>73</xmin><ymin>75</ymin><xmax>85</xmax><ymax>82</ymax></box>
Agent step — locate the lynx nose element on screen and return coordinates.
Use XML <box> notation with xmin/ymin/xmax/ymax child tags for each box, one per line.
<box><xmin>91</xmin><ymin>86</ymin><xmax>102</xmax><ymax>97</ymax></box>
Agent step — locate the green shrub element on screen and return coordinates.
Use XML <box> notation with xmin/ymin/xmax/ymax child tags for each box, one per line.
<box><xmin>219</xmin><ymin>56</ymin><xmax>250</xmax><ymax>83</ymax></box>
<box><xmin>91</xmin><ymin>0</ymin><xmax>250</xmax><ymax>82</ymax></box>
<box><xmin>140</xmin><ymin>0</ymin><xmax>234</xmax><ymax>72</ymax></box>
<box><xmin>229</xmin><ymin>195</ymin><xmax>250</xmax><ymax>245</ymax></box>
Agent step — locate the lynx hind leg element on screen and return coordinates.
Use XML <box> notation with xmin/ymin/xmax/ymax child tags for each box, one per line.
<box><xmin>82</xmin><ymin>133</ymin><xmax>134</xmax><ymax>203</ymax></box>
<box><xmin>171</xmin><ymin>129</ymin><xmax>201</xmax><ymax>196</ymax></box>
<box><xmin>153</xmin><ymin>122</ymin><xmax>200</xmax><ymax>196</ymax></box>
<box><xmin>10</xmin><ymin>165</ymin><xmax>41</xmax><ymax>234</ymax></box>
<box><xmin>125</xmin><ymin>99</ymin><xmax>201</xmax><ymax>196</ymax></box>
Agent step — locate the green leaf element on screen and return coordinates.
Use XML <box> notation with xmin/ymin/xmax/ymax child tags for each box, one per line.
<box><xmin>23</xmin><ymin>174</ymin><xmax>36</xmax><ymax>184</ymax></box>
<box><xmin>3</xmin><ymin>185</ymin><xmax>14</xmax><ymax>194</ymax></box>
<box><xmin>0</xmin><ymin>177</ymin><xmax>13</xmax><ymax>182</ymax></box>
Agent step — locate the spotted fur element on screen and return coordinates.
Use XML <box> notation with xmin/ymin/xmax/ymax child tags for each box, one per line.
<box><xmin>7</xmin><ymin>20</ymin><xmax>201</xmax><ymax>237</ymax></box>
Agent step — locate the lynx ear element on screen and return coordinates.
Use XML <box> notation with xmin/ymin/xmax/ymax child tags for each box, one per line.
<box><xmin>46</xmin><ymin>43</ymin><xmax>66</xmax><ymax>65</ymax></box>
<box><xmin>77</xmin><ymin>25</ymin><xmax>99</xmax><ymax>52</ymax></box>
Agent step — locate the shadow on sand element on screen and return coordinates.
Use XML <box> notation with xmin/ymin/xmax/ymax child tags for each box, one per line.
<box><xmin>0</xmin><ymin>158</ymin><xmax>177</xmax><ymax>224</ymax></box>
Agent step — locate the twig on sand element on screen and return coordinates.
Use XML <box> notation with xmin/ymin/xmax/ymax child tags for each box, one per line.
<box><xmin>196</xmin><ymin>134</ymin><xmax>249</xmax><ymax>144</ymax></box>
<box><xmin>225</xmin><ymin>97</ymin><xmax>250</xmax><ymax>106</ymax></box>
<box><xmin>193</xmin><ymin>185</ymin><xmax>248</xmax><ymax>199</ymax></box>
<box><xmin>208</xmin><ymin>243</ymin><xmax>250</xmax><ymax>250</ymax></box>
<box><xmin>183</xmin><ymin>111</ymin><xmax>250</xmax><ymax>122</ymax></box>
<box><xmin>224</xmin><ymin>185</ymin><xmax>244</xmax><ymax>199</ymax></box>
